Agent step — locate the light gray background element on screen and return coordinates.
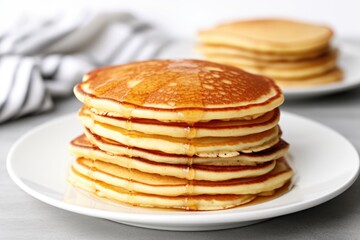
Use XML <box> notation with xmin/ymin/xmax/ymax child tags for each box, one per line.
<box><xmin>1</xmin><ymin>0</ymin><xmax>360</xmax><ymax>39</ymax></box>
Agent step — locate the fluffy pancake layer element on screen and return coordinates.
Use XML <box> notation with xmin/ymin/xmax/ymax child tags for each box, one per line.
<box><xmin>84</xmin><ymin>106</ymin><xmax>280</xmax><ymax>138</ymax></box>
<box><xmin>68</xmin><ymin>157</ymin><xmax>292</xmax><ymax>210</ymax></box>
<box><xmin>198</xmin><ymin>19</ymin><xmax>332</xmax><ymax>53</ymax></box>
<box><xmin>70</xmin><ymin>157</ymin><xmax>292</xmax><ymax>196</ymax></box>
<box><xmin>197</xmin><ymin>19</ymin><xmax>342</xmax><ymax>88</ymax></box>
<box><xmin>68</xmin><ymin>59</ymin><xmax>293</xmax><ymax>211</ymax></box>
<box><xmin>275</xmin><ymin>68</ymin><xmax>343</xmax><ymax>88</ymax></box>
<box><xmin>81</xmin><ymin>128</ymin><xmax>289</xmax><ymax>165</ymax></box>
<box><xmin>67</xmin><ymin>168</ymin><xmax>257</xmax><ymax>210</ymax></box>
<box><xmin>203</xmin><ymin>50</ymin><xmax>337</xmax><ymax>79</ymax></box>
<box><xmin>78</xmin><ymin>109</ymin><xmax>281</xmax><ymax>156</ymax></box>
<box><xmin>74</xmin><ymin>59</ymin><xmax>283</xmax><ymax>121</ymax></box>
<box><xmin>70</xmin><ymin>134</ymin><xmax>290</xmax><ymax>181</ymax></box>
<box><xmin>196</xmin><ymin>44</ymin><xmax>330</xmax><ymax>62</ymax></box>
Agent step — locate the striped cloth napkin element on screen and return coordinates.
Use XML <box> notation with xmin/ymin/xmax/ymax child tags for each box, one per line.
<box><xmin>0</xmin><ymin>11</ymin><xmax>170</xmax><ymax>123</ymax></box>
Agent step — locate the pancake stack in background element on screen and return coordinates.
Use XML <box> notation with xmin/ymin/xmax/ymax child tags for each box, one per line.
<box><xmin>197</xmin><ymin>19</ymin><xmax>343</xmax><ymax>88</ymax></box>
<box><xmin>67</xmin><ymin>59</ymin><xmax>293</xmax><ymax>211</ymax></box>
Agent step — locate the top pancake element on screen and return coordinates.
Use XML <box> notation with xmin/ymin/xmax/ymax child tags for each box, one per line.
<box><xmin>198</xmin><ymin>19</ymin><xmax>333</xmax><ymax>53</ymax></box>
<box><xmin>74</xmin><ymin>59</ymin><xmax>283</xmax><ymax>122</ymax></box>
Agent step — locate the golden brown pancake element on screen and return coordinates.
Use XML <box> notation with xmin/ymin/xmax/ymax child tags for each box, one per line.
<box><xmin>197</xmin><ymin>19</ymin><xmax>342</xmax><ymax>88</ymax></box>
<box><xmin>68</xmin><ymin>59</ymin><xmax>293</xmax><ymax>211</ymax></box>
<box><xmin>74</xmin><ymin>59</ymin><xmax>283</xmax><ymax>122</ymax></box>
<box><xmin>204</xmin><ymin>50</ymin><xmax>337</xmax><ymax>80</ymax></box>
<box><xmin>70</xmin><ymin>135</ymin><xmax>284</xmax><ymax>181</ymax></box>
<box><xmin>81</xmin><ymin>129</ymin><xmax>289</xmax><ymax>165</ymax></box>
<box><xmin>203</xmin><ymin>50</ymin><xmax>336</xmax><ymax>70</ymax></box>
<box><xmin>78</xmin><ymin>110</ymin><xmax>281</xmax><ymax>156</ymax></box>
<box><xmin>275</xmin><ymin>68</ymin><xmax>343</xmax><ymax>88</ymax></box>
<box><xmin>70</xmin><ymin>157</ymin><xmax>292</xmax><ymax>196</ymax></box>
<box><xmin>67</xmin><ymin>168</ymin><xmax>257</xmax><ymax>210</ymax></box>
<box><xmin>84</xmin><ymin>106</ymin><xmax>281</xmax><ymax>138</ymax></box>
<box><xmin>196</xmin><ymin>44</ymin><xmax>330</xmax><ymax>62</ymax></box>
<box><xmin>198</xmin><ymin>19</ymin><xmax>333</xmax><ymax>53</ymax></box>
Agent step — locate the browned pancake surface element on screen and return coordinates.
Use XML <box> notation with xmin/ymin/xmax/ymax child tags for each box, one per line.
<box><xmin>76</xmin><ymin>59</ymin><xmax>282</xmax><ymax>109</ymax></box>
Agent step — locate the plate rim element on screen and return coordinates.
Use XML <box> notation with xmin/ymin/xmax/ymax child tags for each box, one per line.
<box><xmin>6</xmin><ymin>111</ymin><xmax>360</xmax><ymax>225</ymax></box>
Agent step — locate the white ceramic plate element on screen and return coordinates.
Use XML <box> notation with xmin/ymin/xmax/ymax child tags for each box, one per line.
<box><xmin>159</xmin><ymin>39</ymin><xmax>360</xmax><ymax>99</ymax></box>
<box><xmin>7</xmin><ymin>112</ymin><xmax>359</xmax><ymax>231</ymax></box>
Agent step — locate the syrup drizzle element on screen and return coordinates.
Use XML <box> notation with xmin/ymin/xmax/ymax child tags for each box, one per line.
<box><xmin>88</xmin><ymin>159</ymin><xmax>97</xmax><ymax>192</ymax></box>
<box><xmin>174</xmin><ymin>70</ymin><xmax>204</xmax><ymax>210</ymax></box>
<box><xmin>183</xmin><ymin>151</ymin><xmax>197</xmax><ymax>210</ymax></box>
<box><xmin>126</xmin><ymin>167</ymin><xmax>135</xmax><ymax>204</ymax></box>
<box><xmin>184</xmin><ymin>124</ymin><xmax>197</xmax><ymax>139</ymax></box>
<box><xmin>125</xmin><ymin>118</ymin><xmax>133</xmax><ymax>131</ymax></box>
<box><xmin>183</xmin><ymin>174</ymin><xmax>196</xmax><ymax>210</ymax></box>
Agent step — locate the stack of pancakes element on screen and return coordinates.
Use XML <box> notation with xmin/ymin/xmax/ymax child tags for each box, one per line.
<box><xmin>67</xmin><ymin>59</ymin><xmax>293</xmax><ymax>211</ymax></box>
<box><xmin>197</xmin><ymin>19</ymin><xmax>343</xmax><ymax>88</ymax></box>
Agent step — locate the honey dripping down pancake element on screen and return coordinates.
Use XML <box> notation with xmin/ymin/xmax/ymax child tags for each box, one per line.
<box><xmin>68</xmin><ymin>59</ymin><xmax>294</xmax><ymax>211</ymax></box>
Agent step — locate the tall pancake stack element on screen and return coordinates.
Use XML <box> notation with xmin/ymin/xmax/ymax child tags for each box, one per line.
<box><xmin>67</xmin><ymin>59</ymin><xmax>293</xmax><ymax>210</ymax></box>
<box><xmin>197</xmin><ymin>19</ymin><xmax>343</xmax><ymax>88</ymax></box>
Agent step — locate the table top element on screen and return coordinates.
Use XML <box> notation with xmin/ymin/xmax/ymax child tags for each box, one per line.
<box><xmin>1</xmin><ymin>87</ymin><xmax>360</xmax><ymax>239</ymax></box>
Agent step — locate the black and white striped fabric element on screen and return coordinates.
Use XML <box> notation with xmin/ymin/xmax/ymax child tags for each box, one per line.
<box><xmin>0</xmin><ymin>11</ymin><xmax>170</xmax><ymax>123</ymax></box>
